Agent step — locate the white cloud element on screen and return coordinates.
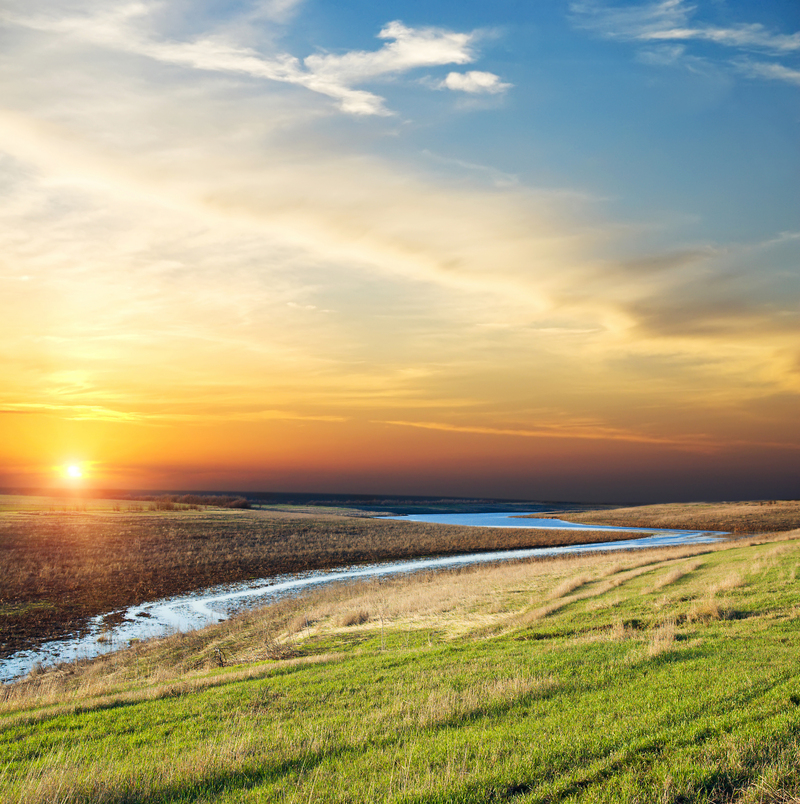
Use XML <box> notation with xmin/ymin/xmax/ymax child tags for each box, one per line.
<box><xmin>1</xmin><ymin>4</ymin><xmax>504</xmax><ymax>116</ymax></box>
<box><xmin>305</xmin><ymin>21</ymin><xmax>475</xmax><ymax>81</ymax></box>
<box><xmin>440</xmin><ymin>70</ymin><xmax>511</xmax><ymax>94</ymax></box>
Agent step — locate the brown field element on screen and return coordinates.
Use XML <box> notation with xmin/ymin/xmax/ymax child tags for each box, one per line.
<box><xmin>0</xmin><ymin>502</ymin><xmax>649</xmax><ymax>658</ymax></box>
<box><xmin>536</xmin><ymin>499</ymin><xmax>800</xmax><ymax>534</ymax></box>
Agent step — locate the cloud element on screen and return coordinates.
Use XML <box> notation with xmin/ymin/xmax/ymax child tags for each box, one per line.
<box><xmin>571</xmin><ymin>0</ymin><xmax>691</xmax><ymax>40</ymax></box>
<box><xmin>0</xmin><ymin>402</ymin><xmax>144</xmax><ymax>423</ymax></box>
<box><xmin>636</xmin><ymin>44</ymin><xmax>686</xmax><ymax>65</ymax></box>
<box><xmin>440</xmin><ymin>70</ymin><xmax>511</xmax><ymax>94</ymax></box>
<box><xmin>577</xmin><ymin>238</ymin><xmax>800</xmax><ymax>370</ymax></box>
<box><xmin>0</xmin><ymin>90</ymin><xmax>613</xmax><ymax>430</ymax></box>
<box><xmin>572</xmin><ymin>1</ymin><xmax>800</xmax><ymax>52</ymax></box>
<box><xmin>1</xmin><ymin>4</ymin><xmax>502</xmax><ymax>116</ymax></box>
<box><xmin>0</xmin><ymin>0</ymin><xmax>798</xmax><ymax>460</ymax></box>
<box><xmin>610</xmin><ymin>247</ymin><xmax>720</xmax><ymax>276</ymax></box>
<box><xmin>251</xmin><ymin>0</ymin><xmax>306</xmax><ymax>25</ymax></box>
<box><xmin>736</xmin><ymin>59</ymin><xmax>800</xmax><ymax>87</ymax></box>
<box><xmin>378</xmin><ymin>418</ymin><xmax>715</xmax><ymax>449</ymax></box>
<box><xmin>648</xmin><ymin>25</ymin><xmax>800</xmax><ymax>52</ymax></box>
<box><xmin>421</xmin><ymin>149</ymin><xmax>519</xmax><ymax>188</ymax></box>
<box><xmin>305</xmin><ymin>21</ymin><xmax>475</xmax><ymax>81</ymax></box>
<box><xmin>571</xmin><ymin>1</ymin><xmax>800</xmax><ymax>96</ymax></box>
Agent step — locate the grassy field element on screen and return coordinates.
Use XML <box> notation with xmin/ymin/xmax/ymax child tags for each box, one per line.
<box><xmin>2</xmin><ymin>525</ymin><xmax>800</xmax><ymax>802</ymax></box>
<box><xmin>0</xmin><ymin>497</ymin><xmax>650</xmax><ymax>657</ymax></box>
<box><xmin>539</xmin><ymin>500</ymin><xmax>800</xmax><ymax>534</ymax></box>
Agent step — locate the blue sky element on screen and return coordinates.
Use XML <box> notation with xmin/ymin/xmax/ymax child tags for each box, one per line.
<box><xmin>0</xmin><ymin>1</ymin><xmax>798</xmax><ymax>499</ymax></box>
<box><xmin>293</xmin><ymin>0</ymin><xmax>800</xmax><ymax>240</ymax></box>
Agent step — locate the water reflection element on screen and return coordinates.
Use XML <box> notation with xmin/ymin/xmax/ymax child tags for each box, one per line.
<box><xmin>381</xmin><ymin>512</ymin><xmax>712</xmax><ymax>532</ymax></box>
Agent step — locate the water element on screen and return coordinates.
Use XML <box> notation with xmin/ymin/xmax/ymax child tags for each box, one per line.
<box><xmin>380</xmin><ymin>512</ymin><xmax>718</xmax><ymax>534</ymax></box>
<box><xmin>0</xmin><ymin>514</ymin><xmax>727</xmax><ymax>684</ymax></box>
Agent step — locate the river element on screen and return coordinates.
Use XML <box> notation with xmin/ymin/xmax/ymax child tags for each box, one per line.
<box><xmin>0</xmin><ymin>514</ymin><xmax>727</xmax><ymax>683</ymax></box>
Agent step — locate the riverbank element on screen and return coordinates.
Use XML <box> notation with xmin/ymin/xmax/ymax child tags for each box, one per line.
<box><xmin>3</xmin><ymin>531</ymin><xmax>800</xmax><ymax>802</ymax></box>
<box><xmin>1</xmin><ymin>497</ymin><xmax>651</xmax><ymax>658</ymax></box>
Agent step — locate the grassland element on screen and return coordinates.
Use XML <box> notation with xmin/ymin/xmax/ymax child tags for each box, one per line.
<box><xmin>0</xmin><ymin>497</ymin><xmax>648</xmax><ymax>657</ymax></box>
<box><xmin>537</xmin><ymin>500</ymin><xmax>800</xmax><ymax>534</ymax></box>
<box><xmin>2</xmin><ymin>528</ymin><xmax>800</xmax><ymax>803</ymax></box>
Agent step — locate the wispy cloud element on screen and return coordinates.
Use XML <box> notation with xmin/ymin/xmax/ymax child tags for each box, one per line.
<box><xmin>420</xmin><ymin>150</ymin><xmax>519</xmax><ymax>187</ymax></box>
<box><xmin>0</xmin><ymin>402</ymin><xmax>144</xmax><ymax>423</ymax></box>
<box><xmin>378</xmin><ymin>418</ymin><xmax>716</xmax><ymax>450</ymax></box>
<box><xmin>251</xmin><ymin>0</ymin><xmax>307</xmax><ymax>25</ymax></box>
<box><xmin>0</xmin><ymin>400</ymin><xmax>348</xmax><ymax>426</ymax></box>
<box><xmin>572</xmin><ymin>1</ymin><xmax>800</xmax><ymax>52</ymax></box>
<box><xmin>736</xmin><ymin>59</ymin><xmax>800</xmax><ymax>87</ymax></box>
<box><xmin>571</xmin><ymin>0</ymin><xmax>800</xmax><ymax>86</ymax></box>
<box><xmin>571</xmin><ymin>0</ymin><xmax>691</xmax><ymax>41</ymax></box>
<box><xmin>636</xmin><ymin>43</ymin><xmax>686</xmax><ymax>66</ymax></box>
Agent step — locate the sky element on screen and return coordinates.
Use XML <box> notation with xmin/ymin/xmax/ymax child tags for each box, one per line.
<box><xmin>0</xmin><ymin>0</ymin><xmax>798</xmax><ymax>502</ymax></box>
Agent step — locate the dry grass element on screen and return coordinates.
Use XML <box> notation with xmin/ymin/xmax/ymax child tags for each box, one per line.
<box><xmin>688</xmin><ymin>598</ymin><xmax>724</xmax><ymax>623</ymax></box>
<box><xmin>547</xmin><ymin>574</ymin><xmax>593</xmax><ymax>600</ymax></box>
<box><xmin>519</xmin><ymin>546</ymin><xmax>726</xmax><ymax>624</ymax></box>
<box><xmin>546</xmin><ymin>500</ymin><xmax>800</xmax><ymax>534</ymax></box>
<box><xmin>711</xmin><ymin>571</ymin><xmax>744</xmax><ymax>595</ymax></box>
<box><xmin>0</xmin><ymin>671</ymin><xmax>560</xmax><ymax>804</ymax></box>
<box><xmin>337</xmin><ymin>609</ymin><xmax>370</xmax><ymax>627</ymax></box>
<box><xmin>649</xmin><ymin>560</ymin><xmax>704</xmax><ymax>592</ymax></box>
<box><xmin>0</xmin><ymin>651</ymin><xmax>343</xmax><ymax>728</ymax></box>
<box><xmin>609</xmin><ymin>618</ymin><xmax>637</xmax><ymax>640</ymax></box>
<box><xmin>6</xmin><ymin>509</ymin><xmax>793</xmax><ymax>704</ymax></box>
<box><xmin>388</xmin><ymin>675</ymin><xmax>560</xmax><ymax>730</ymax></box>
<box><xmin>648</xmin><ymin>620</ymin><xmax>677</xmax><ymax>656</ymax></box>
<box><xmin>0</xmin><ymin>716</ymin><xmax>296</xmax><ymax>804</ymax></box>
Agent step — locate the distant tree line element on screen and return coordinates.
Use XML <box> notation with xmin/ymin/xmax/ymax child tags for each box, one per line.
<box><xmin>125</xmin><ymin>494</ymin><xmax>251</xmax><ymax>510</ymax></box>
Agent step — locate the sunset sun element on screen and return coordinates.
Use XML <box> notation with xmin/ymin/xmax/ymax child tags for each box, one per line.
<box><xmin>66</xmin><ymin>465</ymin><xmax>83</xmax><ymax>479</ymax></box>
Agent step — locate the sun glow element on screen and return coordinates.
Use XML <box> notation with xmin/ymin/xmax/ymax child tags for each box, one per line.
<box><xmin>66</xmin><ymin>464</ymin><xmax>83</xmax><ymax>479</ymax></box>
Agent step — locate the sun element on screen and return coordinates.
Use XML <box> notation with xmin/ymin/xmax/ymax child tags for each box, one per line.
<box><xmin>66</xmin><ymin>465</ymin><xmax>83</xmax><ymax>479</ymax></box>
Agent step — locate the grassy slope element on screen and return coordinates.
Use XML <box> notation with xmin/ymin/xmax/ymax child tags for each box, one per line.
<box><xmin>548</xmin><ymin>500</ymin><xmax>800</xmax><ymax>534</ymax></box>
<box><xmin>3</xmin><ymin>533</ymin><xmax>800</xmax><ymax>803</ymax></box>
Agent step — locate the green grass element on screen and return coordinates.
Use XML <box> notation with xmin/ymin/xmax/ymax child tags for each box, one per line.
<box><xmin>3</xmin><ymin>535</ymin><xmax>800</xmax><ymax>802</ymax></box>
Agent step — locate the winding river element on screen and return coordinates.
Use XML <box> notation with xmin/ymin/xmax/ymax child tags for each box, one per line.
<box><xmin>0</xmin><ymin>514</ymin><xmax>727</xmax><ymax>683</ymax></box>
